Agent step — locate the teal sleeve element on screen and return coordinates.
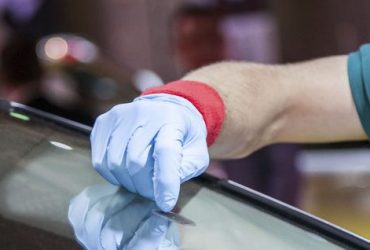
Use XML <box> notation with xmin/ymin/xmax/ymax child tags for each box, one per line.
<box><xmin>348</xmin><ymin>44</ymin><xmax>370</xmax><ymax>139</ymax></box>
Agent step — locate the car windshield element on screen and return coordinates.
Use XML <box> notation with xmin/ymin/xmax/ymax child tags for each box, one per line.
<box><xmin>0</xmin><ymin>101</ymin><xmax>366</xmax><ymax>249</ymax></box>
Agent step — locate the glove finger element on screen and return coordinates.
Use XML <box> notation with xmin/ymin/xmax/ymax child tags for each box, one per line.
<box><xmin>94</xmin><ymin>153</ymin><xmax>120</xmax><ymax>185</ymax></box>
<box><xmin>124</xmin><ymin>215</ymin><xmax>170</xmax><ymax>250</ymax></box>
<box><xmin>91</xmin><ymin>113</ymin><xmax>121</xmax><ymax>185</ymax></box>
<box><xmin>91</xmin><ymin>112</ymin><xmax>118</xmax><ymax>167</ymax></box>
<box><xmin>153</xmin><ymin>124</ymin><xmax>183</xmax><ymax>212</ymax></box>
<box><xmin>179</xmin><ymin>136</ymin><xmax>209</xmax><ymax>183</ymax></box>
<box><xmin>125</xmin><ymin>125</ymin><xmax>159</xmax><ymax>199</ymax></box>
<box><xmin>106</xmin><ymin>120</ymin><xmax>138</xmax><ymax>193</ymax></box>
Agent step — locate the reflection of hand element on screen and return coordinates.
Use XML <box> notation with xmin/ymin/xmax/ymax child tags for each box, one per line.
<box><xmin>90</xmin><ymin>94</ymin><xmax>209</xmax><ymax>211</ymax></box>
<box><xmin>68</xmin><ymin>184</ymin><xmax>179</xmax><ymax>250</ymax></box>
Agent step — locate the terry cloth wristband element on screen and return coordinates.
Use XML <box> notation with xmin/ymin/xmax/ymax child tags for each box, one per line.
<box><xmin>348</xmin><ymin>44</ymin><xmax>370</xmax><ymax>139</ymax></box>
<box><xmin>142</xmin><ymin>80</ymin><xmax>225</xmax><ymax>146</ymax></box>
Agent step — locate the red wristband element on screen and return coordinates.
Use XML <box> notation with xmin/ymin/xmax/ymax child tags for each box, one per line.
<box><xmin>142</xmin><ymin>80</ymin><xmax>225</xmax><ymax>146</ymax></box>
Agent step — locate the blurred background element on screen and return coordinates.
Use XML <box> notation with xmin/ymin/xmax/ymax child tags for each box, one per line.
<box><xmin>0</xmin><ymin>0</ymin><xmax>369</xmax><ymax>239</ymax></box>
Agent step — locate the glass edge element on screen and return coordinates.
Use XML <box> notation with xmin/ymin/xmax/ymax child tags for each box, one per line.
<box><xmin>0</xmin><ymin>99</ymin><xmax>92</xmax><ymax>135</ymax></box>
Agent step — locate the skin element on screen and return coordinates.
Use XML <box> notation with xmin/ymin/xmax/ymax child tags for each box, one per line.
<box><xmin>182</xmin><ymin>55</ymin><xmax>367</xmax><ymax>159</ymax></box>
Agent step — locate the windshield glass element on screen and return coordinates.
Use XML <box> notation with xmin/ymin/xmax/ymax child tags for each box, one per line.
<box><xmin>0</xmin><ymin>104</ymin><xmax>350</xmax><ymax>249</ymax></box>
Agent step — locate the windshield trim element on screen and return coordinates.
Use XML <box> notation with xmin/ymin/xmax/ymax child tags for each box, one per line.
<box><xmin>0</xmin><ymin>99</ymin><xmax>91</xmax><ymax>135</ymax></box>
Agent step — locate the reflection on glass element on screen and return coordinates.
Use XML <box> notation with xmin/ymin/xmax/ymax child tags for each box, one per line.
<box><xmin>69</xmin><ymin>184</ymin><xmax>179</xmax><ymax>250</ymax></box>
<box><xmin>9</xmin><ymin>111</ymin><xmax>30</xmax><ymax>121</ymax></box>
<box><xmin>69</xmin><ymin>182</ymin><xmax>345</xmax><ymax>250</ymax></box>
<box><xmin>49</xmin><ymin>141</ymin><xmax>73</xmax><ymax>151</ymax></box>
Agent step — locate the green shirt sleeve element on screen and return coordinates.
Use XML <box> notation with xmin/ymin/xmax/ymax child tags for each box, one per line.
<box><xmin>348</xmin><ymin>44</ymin><xmax>370</xmax><ymax>139</ymax></box>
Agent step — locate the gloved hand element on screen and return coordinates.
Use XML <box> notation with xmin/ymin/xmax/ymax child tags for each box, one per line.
<box><xmin>68</xmin><ymin>184</ymin><xmax>179</xmax><ymax>250</ymax></box>
<box><xmin>90</xmin><ymin>94</ymin><xmax>209</xmax><ymax>212</ymax></box>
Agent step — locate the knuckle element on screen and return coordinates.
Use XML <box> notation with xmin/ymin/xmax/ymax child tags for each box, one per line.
<box><xmin>107</xmin><ymin>153</ymin><xmax>122</xmax><ymax>170</ymax></box>
<box><xmin>110</xmin><ymin>103</ymin><xmax>128</xmax><ymax>114</ymax></box>
<box><xmin>91</xmin><ymin>153</ymin><xmax>104</xmax><ymax>168</ymax></box>
<box><xmin>91</xmin><ymin>159</ymin><xmax>101</xmax><ymax>170</ymax></box>
<box><xmin>110</xmin><ymin>105</ymin><xmax>121</xmax><ymax>114</ymax></box>
<box><xmin>93</xmin><ymin>113</ymin><xmax>109</xmax><ymax>129</ymax></box>
<box><xmin>92</xmin><ymin>158</ymin><xmax>108</xmax><ymax>173</ymax></box>
<box><xmin>126</xmin><ymin>154</ymin><xmax>141</xmax><ymax>167</ymax></box>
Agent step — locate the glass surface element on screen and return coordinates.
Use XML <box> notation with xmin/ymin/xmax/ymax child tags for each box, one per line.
<box><xmin>0</xmin><ymin>108</ymin><xmax>105</xmax><ymax>239</ymax></box>
<box><xmin>0</xmin><ymin>107</ymin><xmax>349</xmax><ymax>249</ymax></box>
<box><xmin>176</xmin><ymin>182</ymin><xmax>343</xmax><ymax>250</ymax></box>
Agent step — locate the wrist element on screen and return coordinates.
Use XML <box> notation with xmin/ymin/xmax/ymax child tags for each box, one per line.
<box><xmin>183</xmin><ymin>62</ymin><xmax>292</xmax><ymax>158</ymax></box>
<box><xmin>142</xmin><ymin>80</ymin><xmax>225</xmax><ymax>146</ymax></box>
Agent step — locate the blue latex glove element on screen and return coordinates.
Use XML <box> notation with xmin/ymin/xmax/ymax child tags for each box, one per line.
<box><xmin>91</xmin><ymin>94</ymin><xmax>209</xmax><ymax>212</ymax></box>
<box><xmin>68</xmin><ymin>184</ymin><xmax>179</xmax><ymax>250</ymax></box>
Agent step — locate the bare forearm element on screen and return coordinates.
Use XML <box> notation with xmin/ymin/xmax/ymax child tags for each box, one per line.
<box><xmin>278</xmin><ymin>56</ymin><xmax>366</xmax><ymax>143</ymax></box>
<box><xmin>182</xmin><ymin>56</ymin><xmax>366</xmax><ymax>159</ymax></box>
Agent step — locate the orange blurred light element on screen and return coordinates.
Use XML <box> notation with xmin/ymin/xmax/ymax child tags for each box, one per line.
<box><xmin>44</xmin><ymin>37</ymin><xmax>68</xmax><ymax>60</ymax></box>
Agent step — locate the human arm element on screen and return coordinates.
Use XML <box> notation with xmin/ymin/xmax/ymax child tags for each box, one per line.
<box><xmin>182</xmin><ymin>55</ymin><xmax>366</xmax><ymax>159</ymax></box>
<box><xmin>90</xmin><ymin>46</ymin><xmax>368</xmax><ymax>212</ymax></box>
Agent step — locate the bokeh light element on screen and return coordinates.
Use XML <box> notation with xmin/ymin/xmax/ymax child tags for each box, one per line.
<box><xmin>44</xmin><ymin>37</ymin><xmax>68</xmax><ymax>60</ymax></box>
